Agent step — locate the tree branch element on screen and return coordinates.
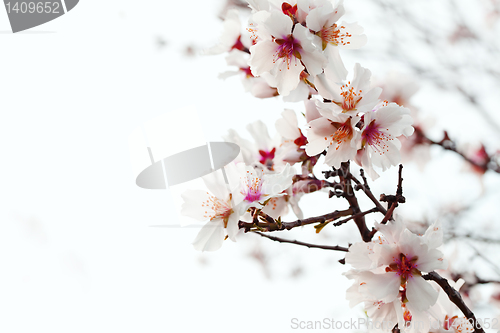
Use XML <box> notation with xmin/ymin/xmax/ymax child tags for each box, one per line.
<box><xmin>253</xmin><ymin>231</ymin><xmax>349</xmax><ymax>252</ymax></box>
<box><xmin>421</xmin><ymin>128</ymin><xmax>500</xmax><ymax>174</ymax></box>
<box><xmin>238</xmin><ymin>208</ymin><xmax>353</xmax><ymax>232</ymax></box>
<box><xmin>338</xmin><ymin>162</ymin><xmax>372</xmax><ymax>242</ymax></box>
<box><xmin>332</xmin><ymin>207</ymin><xmax>380</xmax><ymax>227</ymax></box>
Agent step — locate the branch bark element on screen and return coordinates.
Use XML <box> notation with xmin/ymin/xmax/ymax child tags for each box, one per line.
<box><xmin>253</xmin><ymin>231</ymin><xmax>349</xmax><ymax>252</ymax></box>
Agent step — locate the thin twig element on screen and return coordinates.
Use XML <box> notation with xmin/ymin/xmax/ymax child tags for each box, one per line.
<box><xmin>332</xmin><ymin>207</ymin><xmax>380</xmax><ymax>227</ymax></box>
<box><xmin>254</xmin><ymin>231</ymin><xmax>349</xmax><ymax>252</ymax></box>
<box><xmin>349</xmin><ymin>173</ymin><xmax>388</xmax><ymax>215</ymax></box>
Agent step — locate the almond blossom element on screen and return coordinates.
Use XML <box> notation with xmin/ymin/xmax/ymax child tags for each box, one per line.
<box><xmin>356</xmin><ymin>103</ymin><xmax>414</xmax><ymax>180</ymax></box>
<box><xmin>305</xmin><ymin>101</ymin><xmax>360</xmax><ymax>168</ymax></box>
<box><xmin>344</xmin><ymin>218</ymin><xmax>448</xmax><ymax>331</ymax></box>
<box><xmin>307</xmin><ymin>1</ymin><xmax>367</xmax><ymax>50</ymax></box>
<box><xmin>315</xmin><ymin>63</ymin><xmax>382</xmax><ymax>115</ymax></box>
<box><xmin>205</xmin><ymin>9</ymin><xmax>251</xmax><ymax>55</ymax></box>
<box><xmin>248</xmin><ymin>10</ymin><xmax>326</xmax><ymax>96</ymax></box>
<box><xmin>228</xmin><ymin>162</ymin><xmax>296</xmax><ymax>215</ymax></box>
<box><xmin>224</xmin><ymin>120</ymin><xmax>287</xmax><ymax>171</ymax></box>
<box><xmin>181</xmin><ymin>169</ymin><xmax>241</xmax><ymax>252</ymax></box>
<box><xmin>275</xmin><ymin>108</ymin><xmax>308</xmax><ymax>164</ymax></box>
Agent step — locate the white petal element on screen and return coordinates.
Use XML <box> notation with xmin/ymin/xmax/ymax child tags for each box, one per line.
<box><xmin>273</xmin><ymin>57</ymin><xmax>304</xmax><ymax>96</ymax></box>
<box><xmin>406</xmin><ymin>275</ymin><xmax>439</xmax><ymax>311</ymax></box>
<box><xmin>345</xmin><ymin>241</ymin><xmax>375</xmax><ymax>270</ymax></box>
<box><xmin>276</xmin><ymin>109</ymin><xmax>300</xmax><ymax>139</ymax></box>
<box><xmin>226</xmin><ymin>212</ymin><xmax>240</xmax><ymax>241</ymax></box>
<box><xmin>192</xmin><ymin>220</ymin><xmax>225</xmax><ymax>251</ymax></box>
<box><xmin>282</xmin><ymin>80</ymin><xmax>311</xmax><ymax>103</ymax></box>
<box><xmin>247</xmin><ymin>120</ymin><xmax>273</xmax><ymax>151</ymax></box>
<box><xmin>202</xmin><ymin>170</ymin><xmax>229</xmax><ymax>201</ymax></box>
<box><xmin>249</xmin><ymin>41</ymin><xmax>277</xmax><ymax>76</ymax></box>
<box><xmin>305</xmin><ymin>4</ymin><xmax>332</xmax><ymax>32</ymax></box>
<box><xmin>359</xmin><ymin>271</ymin><xmax>401</xmax><ymax>303</ymax></box>
<box><xmin>181</xmin><ymin>189</ymin><xmax>212</xmax><ymax>221</ymax></box>
<box><xmin>423</xmin><ymin>220</ymin><xmax>443</xmax><ymax>249</ymax></box>
<box><xmin>305</xmin><ymin>99</ymin><xmax>322</xmax><ymax>122</ymax></box>
<box><xmin>264</xmin><ymin>11</ymin><xmax>293</xmax><ymax>38</ymax></box>
<box><xmin>356</xmin><ymin>87</ymin><xmax>382</xmax><ymax>112</ymax></box>
<box><xmin>323</xmin><ymin>46</ymin><xmax>348</xmax><ymax>83</ymax></box>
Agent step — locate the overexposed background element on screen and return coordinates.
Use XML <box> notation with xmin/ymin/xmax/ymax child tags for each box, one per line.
<box><xmin>1</xmin><ymin>0</ymin><xmax>500</xmax><ymax>332</ymax></box>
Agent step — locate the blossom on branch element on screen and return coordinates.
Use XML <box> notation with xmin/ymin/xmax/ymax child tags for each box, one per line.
<box><xmin>356</xmin><ymin>103</ymin><xmax>414</xmax><ymax>180</ymax></box>
<box><xmin>344</xmin><ymin>218</ymin><xmax>447</xmax><ymax>331</ymax></box>
<box><xmin>248</xmin><ymin>10</ymin><xmax>326</xmax><ymax>96</ymax></box>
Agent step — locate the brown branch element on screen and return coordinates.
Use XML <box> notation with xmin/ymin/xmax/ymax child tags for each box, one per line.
<box><xmin>423</xmin><ymin>271</ymin><xmax>485</xmax><ymax>333</ymax></box>
<box><xmin>254</xmin><ymin>231</ymin><xmax>349</xmax><ymax>252</ymax></box>
<box><xmin>421</xmin><ymin>129</ymin><xmax>500</xmax><ymax>174</ymax></box>
<box><xmin>238</xmin><ymin>208</ymin><xmax>353</xmax><ymax>232</ymax></box>
<box><xmin>338</xmin><ymin>162</ymin><xmax>372</xmax><ymax>242</ymax></box>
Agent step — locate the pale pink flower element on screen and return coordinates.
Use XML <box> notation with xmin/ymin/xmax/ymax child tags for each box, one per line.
<box><xmin>315</xmin><ymin>63</ymin><xmax>382</xmax><ymax>115</ymax></box>
<box><xmin>181</xmin><ymin>169</ymin><xmax>241</xmax><ymax>252</ymax></box>
<box><xmin>206</xmin><ymin>9</ymin><xmax>251</xmax><ymax>55</ymax></box>
<box><xmin>305</xmin><ymin>103</ymin><xmax>360</xmax><ymax>168</ymax></box>
<box><xmin>248</xmin><ymin>11</ymin><xmax>326</xmax><ymax>96</ymax></box>
<box><xmin>275</xmin><ymin>109</ymin><xmax>308</xmax><ymax>164</ymax></box>
<box><xmin>229</xmin><ymin>163</ymin><xmax>296</xmax><ymax>215</ymax></box>
<box><xmin>356</xmin><ymin>103</ymin><xmax>414</xmax><ymax>180</ymax></box>
<box><xmin>344</xmin><ymin>219</ymin><xmax>448</xmax><ymax>330</ymax></box>
<box><xmin>219</xmin><ymin>50</ymin><xmax>279</xmax><ymax>99</ymax></box>
<box><xmin>306</xmin><ymin>0</ymin><xmax>367</xmax><ymax>50</ymax></box>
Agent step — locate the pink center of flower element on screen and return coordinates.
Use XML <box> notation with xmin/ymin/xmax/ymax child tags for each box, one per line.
<box><xmin>320</xmin><ymin>24</ymin><xmax>352</xmax><ymax>47</ymax></box>
<box><xmin>259</xmin><ymin>148</ymin><xmax>276</xmax><ymax>170</ymax></box>
<box><xmin>340</xmin><ymin>82</ymin><xmax>362</xmax><ymax>111</ymax></box>
<box><xmin>242</xmin><ymin>174</ymin><xmax>264</xmax><ymax>202</ymax></box>
<box><xmin>361</xmin><ymin>119</ymin><xmax>393</xmax><ymax>154</ymax></box>
<box><xmin>386</xmin><ymin>253</ymin><xmax>420</xmax><ymax>285</ymax></box>
<box><xmin>274</xmin><ymin>35</ymin><xmax>302</xmax><ymax>69</ymax></box>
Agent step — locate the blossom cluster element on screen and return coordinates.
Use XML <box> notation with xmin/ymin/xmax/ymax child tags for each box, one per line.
<box><xmin>207</xmin><ymin>0</ymin><xmax>415</xmax><ymax>179</ymax></box>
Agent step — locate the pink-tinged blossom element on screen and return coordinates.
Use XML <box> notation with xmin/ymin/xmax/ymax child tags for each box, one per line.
<box><xmin>205</xmin><ymin>9</ymin><xmax>251</xmax><ymax>55</ymax></box>
<box><xmin>275</xmin><ymin>109</ymin><xmax>308</xmax><ymax>163</ymax></box>
<box><xmin>306</xmin><ymin>0</ymin><xmax>367</xmax><ymax>50</ymax></box>
<box><xmin>219</xmin><ymin>50</ymin><xmax>279</xmax><ymax>99</ymax></box>
<box><xmin>224</xmin><ymin>120</ymin><xmax>297</xmax><ymax>171</ymax></box>
<box><xmin>248</xmin><ymin>11</ymin><xmax>326</xmax><ymax>96</ymax></box>
<box><xmin>344</xmin><ymin>219</ymin><xmax>448</xmax><ymax>331</ymax></box>
<box><xmin>181</xmin><ymin>169</ymin><xmax>241</xmax><ymax>252</ymax></box>
<box><xmin>315</xmin><ymin>63</ymin><xmax>382</xmax><ymax>115</ymax></box>
<box><xmin>305</xmin><ymin>103</ymin><xmax>360</xmax><ymax>168</ymax></box>
<box><xmin>357</xmin><ymin>103</ymin><xmax>414</xmax><ymax>180</ymax></box>
<box><xmin>229</xmin><ymin>163</ymin><xmax>296</xmax><ymax>215</ymax></box>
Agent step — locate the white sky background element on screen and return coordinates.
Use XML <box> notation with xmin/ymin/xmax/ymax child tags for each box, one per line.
<box><xmin>0</xmin><ymin>0</ymin><xmax>500</xmax><ymax>332</ymax></box>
